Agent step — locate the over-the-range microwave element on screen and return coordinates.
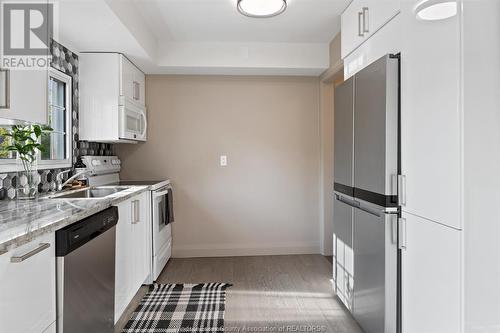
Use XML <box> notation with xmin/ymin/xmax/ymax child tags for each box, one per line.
<box><xmin>119</xmin><ymin>100</ymin><xmax>147</xmax><ymax>141</ymax></box>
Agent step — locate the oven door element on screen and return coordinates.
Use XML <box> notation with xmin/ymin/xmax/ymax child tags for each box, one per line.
<box><xmin>152</xmin><ymin>187</ymin><xmax>172</xmax><ymax>257</ymax></box>
<box><xmin>119</xmin><ymin>102</ymin><xmax>147</xmax><ymax>141</ymax></box>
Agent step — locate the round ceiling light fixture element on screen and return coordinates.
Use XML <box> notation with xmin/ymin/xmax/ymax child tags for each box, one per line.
<box><xmin>237</xmin><ymin>0</ymin><xmax>287</xmax><ymax>18</ymax></box>
<box><xmin>415</xmin><ymin>0</ymin><xmax>457</xmax><ymax>21</ymax></box>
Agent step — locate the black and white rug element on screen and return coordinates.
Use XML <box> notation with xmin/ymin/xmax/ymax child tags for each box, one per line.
<box><xmin>122</xmin><ymin>283</ymin><xmax>232</xmax><ymax>333</ymax></box>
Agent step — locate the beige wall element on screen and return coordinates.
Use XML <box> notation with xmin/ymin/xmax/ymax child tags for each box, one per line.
<box><xmin>329</xmin><ymin>33</ymin><xmax>342</xmax><ymax>69</ymax></box>
<box><xmin>117</xmin><ymin>75</ymin><xmax>321</xmax><ymax>257</ymax></box>
<box><xmin>319</xmin><ymin>81</ymin><xmax>335</xmax><ymax>255</ymax></box>
<box><xmin>319</xmin><ymin>33</ymin><xmax>344</xmax><ymax>255</ymax></box>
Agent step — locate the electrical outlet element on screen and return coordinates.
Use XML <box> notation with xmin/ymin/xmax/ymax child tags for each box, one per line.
<box><xmin>220</xmin><ymin>155</ymin><xmax>227</xmax><ymax>167</ymax></box>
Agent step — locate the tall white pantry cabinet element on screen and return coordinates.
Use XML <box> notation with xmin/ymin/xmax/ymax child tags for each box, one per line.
<box><xmin>340</xmin><ymin>1</ymin><xmax>500</xmax><ymax>332</ymax></box>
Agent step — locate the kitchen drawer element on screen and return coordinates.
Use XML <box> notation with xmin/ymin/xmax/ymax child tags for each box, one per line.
<box><xmin>0</xmin><ymin>233</ymin><xmax>56</xmax><ymax>333</ymax></box>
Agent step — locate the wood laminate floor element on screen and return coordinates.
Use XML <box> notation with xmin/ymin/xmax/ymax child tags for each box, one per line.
<box><xmin>114</xmin><ymin>255</ymin><xmax>363</xmax><ymax>333</ymax></box>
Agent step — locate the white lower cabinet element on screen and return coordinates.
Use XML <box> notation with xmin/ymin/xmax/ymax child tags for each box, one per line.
<box><xmin>115</xmin><ymin>191</ymin><xmax>150</xmax><ymax>323</ymax></box>
<box><xmin>0</xmin><ymin>233</ymin><xmax>56</xmax><ymax>333</ymax></box>
<box><xmin>401</xmin><ymin>212</ymin><xmax>461</xmax><ymax>333</ymax></box>
<box><xmin>133</xmin><ymin>192</ymin><xmax>151</xmax><ymax>289</ymax></box>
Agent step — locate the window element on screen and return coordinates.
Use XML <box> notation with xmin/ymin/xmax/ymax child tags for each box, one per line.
<box><xmin>39</xmin><ymin>68</ymin><xmax>72</xmax><ymax>168</ymax></box>
<box><xmin>0</xmin><ymin>68</ymin><xmax>72</xmax><ymax>171</ymax></box>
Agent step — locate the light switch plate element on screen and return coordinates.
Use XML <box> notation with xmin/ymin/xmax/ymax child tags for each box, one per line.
<box><xmin>220</xmin><ymin>155</ymin><xmax>227</xmax><ymax>167</ymax></box>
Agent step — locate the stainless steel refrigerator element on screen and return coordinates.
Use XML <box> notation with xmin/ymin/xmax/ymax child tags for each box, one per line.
<box><xmin>333</xmin><ymin>54</ymin><xmax>400</xmax><ymax>333</ymax></box>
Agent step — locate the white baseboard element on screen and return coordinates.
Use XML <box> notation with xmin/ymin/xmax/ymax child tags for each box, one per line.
<box><xmin>172</xmin><ymin>242</ymin><xmax>321</xmax><ymax>258</ymax></box>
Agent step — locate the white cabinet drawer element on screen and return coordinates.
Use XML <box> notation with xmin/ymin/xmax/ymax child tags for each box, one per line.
<box><xmin>0</xmin><ymin>233</ymin><xmax>56</xmax><ymax>333</ymax></box>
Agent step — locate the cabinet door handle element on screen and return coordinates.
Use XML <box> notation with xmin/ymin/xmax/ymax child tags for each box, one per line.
<box><xmin>398</xmin><ymin>218</ymin><xmax>407</xmax><ymax>250</ymax></box>
<box><xmin>133</xmin><ymin>81</ymin><xmax>140</xmax><ymax>101</ymax></box>
<box><xmin>10</xmin><ymin>243</ymin><xmax>50</xmax><ymax>263</ymax></box>
<box><xmin>398</xmin><ymin>174</ymin><xmax>407</xmax><ymax>207</ymax></box>
<box><xmin>358</xmin><ymin>12</ymin><xmax>364</xmax><ymax>37</ymax></box>
<box><xmin>131</xmin><ymin>200</ymin><xmax>136</xmax><ymax>224</ymax></box>
<box><xmin>362</xmin><ymin>7</ymin><xmax>369</xmax><ymax>33</ymax></box>
<box><xmin>131</xmin><ymin>200</ymin><xmax>140</xmax><ymax>224</ymax></box>
<box><xmin>135</xmin><ymin>200</ymin><xmax>140</xmax><ymax>223</ymax></box>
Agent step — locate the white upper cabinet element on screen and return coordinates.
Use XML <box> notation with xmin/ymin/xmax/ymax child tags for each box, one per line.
<box><xmin>121</xmin><ymin>57</ymin><xmax>146</xmax><ymax>107</ymax></box>
<box><xmin>341</xmin><ymin>2</ymin><xmax>367</xmax><ymax>60</ymax></box>
<box><xmin>0</xmin><ymin>69</ymin><xmax>48</xmax><ymax>125</ymax></box>
<box><xmin>399</xmin><ymin>1</ymin><xmax>461</xmax><ymax>229</ymax></box>
<box><xmin>343</xmin><ymin>1</ymin><xmax>462</xmax><ymax>230</ymax></box>
<box><xmin>80</xmin><ymin>53</ymin><xmax>147</xmax><ymax>143</ymax></box>
<box><xmin>341</xmin><ymin>0</ymin><xmax>400</xmax><ymax>59</ymax></box>
<box><xmin>0</xmin><ymin>233</ymin><xmax>56</xmax><ymax>333</ymax></box>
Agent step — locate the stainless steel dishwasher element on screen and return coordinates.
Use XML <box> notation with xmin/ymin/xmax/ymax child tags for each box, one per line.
<box><xmin>56</xmin><ymin>206</ymin><xmax>118</xmax><ymax>333</ymax></box>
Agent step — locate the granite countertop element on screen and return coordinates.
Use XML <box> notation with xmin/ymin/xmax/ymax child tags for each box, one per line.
<box><xmin>0</xmin><ymin>185</ymin><xmax>150</xmax><ymax>254</ymax></box>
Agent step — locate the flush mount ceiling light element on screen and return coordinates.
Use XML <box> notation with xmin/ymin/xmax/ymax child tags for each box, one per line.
<box><xmin>415</xmin><ymin>0</ymin><xmax>457</xmax><ymax>21</ymax></box>
<box><xmin>237</xmin><ymin>0</ymin><xmax>287</xmax><ymax>18</ymax></box>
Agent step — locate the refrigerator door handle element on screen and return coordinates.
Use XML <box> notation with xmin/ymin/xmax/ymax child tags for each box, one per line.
<box><xmin>336</xmin><ymin>194</ymin><xmax>383</xmax><ymax>218</ymax></box>
<box><xmin>390</xmin><ymin>215</ymin><xmax>398</xmax><ymax>245</ymax></box>
<box><xmin>398</xmin><ymin>174</ymin><xmax>407</xmax><ymax>207</ymax></box>
<box><xmin>358</xmin><ymin>205</ymin><xmax>382</xmax><ymax>218</ymax></box>
<box><xmin>335</xmin><ymin>194</ymin><xmax>360</xmax><ymax>209</ymax></box>
<box><xmin>398</xmin><ymin>217</ymin><xmax>407</xmax><ymax>250</ymax></box>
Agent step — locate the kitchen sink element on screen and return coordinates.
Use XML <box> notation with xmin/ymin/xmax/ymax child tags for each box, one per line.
<box><xmin>49</xmin><ymin>187</ymin><xmax>128</xmax><ymax>199</ymax></box>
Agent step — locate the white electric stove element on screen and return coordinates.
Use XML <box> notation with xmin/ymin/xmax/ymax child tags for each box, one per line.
<box><xmin>81</xmin><ymin>156</ymin><xmax>173</xmax><ymax>283</ymax></box>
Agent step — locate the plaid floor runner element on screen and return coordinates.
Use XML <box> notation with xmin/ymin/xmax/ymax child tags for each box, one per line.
<box><xmin>122</xmin><ymin>283</ymin><xmax>232</xmax><ymax>333</ymax></box>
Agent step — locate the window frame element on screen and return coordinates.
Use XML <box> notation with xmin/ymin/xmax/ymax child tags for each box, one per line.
<box><xmin>0</xmin><ymin>68</ymin><xmax>73</xmax><ymax>172</ymax></box>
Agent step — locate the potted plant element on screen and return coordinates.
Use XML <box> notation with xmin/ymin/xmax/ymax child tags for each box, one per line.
<box><xmin>2</xmin><ymin>124</ymin><xmax>52</xmax><ymax>199</ymax></box>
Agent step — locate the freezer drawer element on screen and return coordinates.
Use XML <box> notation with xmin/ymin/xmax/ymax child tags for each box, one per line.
<box><xmin>334</xmin><ymin>194</ymin><xmax>354</xmax><ymax>247</ymax></box>
<box><xmin>353</xmin><ymin>206</ymin><xmax>398</xmax><ymax>333</ymax></box>
<box><xmin>354</xmin><ymin>54</ymin><xmax>399</xmax><ymax>206</ymax></box>
<box><xmin>334</xmin><ymin>77</ymin><xmax>355</xmax><ymax>196</ymax></box>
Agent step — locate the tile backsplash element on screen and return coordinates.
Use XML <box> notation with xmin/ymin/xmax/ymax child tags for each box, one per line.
<box><xmin>0</xmin><ymin>40</ymin><xmax>115</xmax><ymax>200</ymax></box>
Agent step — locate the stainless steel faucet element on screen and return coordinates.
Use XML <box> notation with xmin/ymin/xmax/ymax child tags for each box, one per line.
<box><xmin>55</xmin><ymin>169</ymin><xmax>90</xmax><ymax>191</ymax></box>
<box><xmin>55</xmin><ymin>169</ymin><xmax>72</xmax><ymax>191</ymax></box>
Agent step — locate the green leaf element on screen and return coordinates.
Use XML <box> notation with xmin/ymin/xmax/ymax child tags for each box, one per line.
<box><xmin>33</xmin><ymin>125</ymin><xmax>42</xmax><ymax>137</ymax></box>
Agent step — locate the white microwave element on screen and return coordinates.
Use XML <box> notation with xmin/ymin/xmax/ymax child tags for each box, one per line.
<box><xmin>119</xmin><ymin>101</ymin><xmax>147</xmax><ymax>141</ymax></box>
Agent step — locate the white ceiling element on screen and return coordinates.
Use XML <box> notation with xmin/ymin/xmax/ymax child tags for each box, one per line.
<box><xmin>58</xmin><ymin>0</ymin><xmax>349</xmax><ymax>75</ymax></box>
<box><xmin>132</xmin><ymin>0</ymin><xmax>348</xmax><ymax>43</ymax></box>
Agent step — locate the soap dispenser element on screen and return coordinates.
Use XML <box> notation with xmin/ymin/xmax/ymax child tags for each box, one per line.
<box><xmin>74</xmin><ymin>157</ymin><xmax>88</xmax><ymax>187</ymax></box>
